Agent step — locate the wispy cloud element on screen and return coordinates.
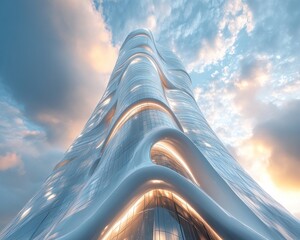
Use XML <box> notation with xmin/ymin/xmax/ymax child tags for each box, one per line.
<box><xmin>0</xmin><ymin>95</ymin><xmax>62</xmax><ymax>229</ymax></box>
<box><xmin>0</xmin><ymin>153</ymin><xmax>21</xmax><ymax>171</ymax></box>
<box><xmin>190</xmin><ymin>0</ymin><xmax>254</xmax><ymax>71</ymax></box>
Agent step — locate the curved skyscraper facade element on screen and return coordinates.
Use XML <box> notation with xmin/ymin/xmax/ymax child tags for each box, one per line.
<box><xmin>1</xmin><ymin>29</ymin><xmax>299</xmax><ymax>240</ymax></box>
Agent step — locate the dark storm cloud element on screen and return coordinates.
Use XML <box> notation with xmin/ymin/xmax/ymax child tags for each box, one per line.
<box><xmin>252</xmin><ymin>100</ymin><xmax>300</xmax><ymax>189</ymax></box>
<box><xmin>0</xmin><ymin>1</ymin><xmax>74</xmax><ymax>114</ymax></box>
<box><xmin>0</xmin><ymin>0</ymin><xmax>116</xmax><ymax>146</ymax></box>
<box><xmin>0</xmin><ymin>0</ymin><xmax>117</xmax><ymax>230</ymax></box>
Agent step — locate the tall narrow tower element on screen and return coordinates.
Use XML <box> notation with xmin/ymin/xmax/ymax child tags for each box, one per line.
<box><xmin>1</xmin><ymin>29</ymin><xmax>299</xmax><ymax>240</ymax></box>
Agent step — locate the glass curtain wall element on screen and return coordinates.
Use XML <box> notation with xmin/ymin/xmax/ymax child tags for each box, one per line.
<box><xmin>101</xmin><ymin>189</ymin><xmax>221</xmax><ymax>240</ymax></box>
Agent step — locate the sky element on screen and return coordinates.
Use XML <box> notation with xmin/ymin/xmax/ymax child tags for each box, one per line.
<box><xmin>0</xmin><ymin>0</ymin><xmax>299</xmax><ymax>230</ymax></box>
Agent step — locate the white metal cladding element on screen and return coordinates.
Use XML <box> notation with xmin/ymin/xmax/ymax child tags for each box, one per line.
<box><xmin>1</xmin><ymin>29</ymin><xmax>299</xmax><ymax>240</ymax></box>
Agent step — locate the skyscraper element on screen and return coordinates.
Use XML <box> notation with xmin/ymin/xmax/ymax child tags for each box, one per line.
<box><xmin>1</xmin><ymin>29</ymin><xmax>299</xmax><ymax>240</ymax></box>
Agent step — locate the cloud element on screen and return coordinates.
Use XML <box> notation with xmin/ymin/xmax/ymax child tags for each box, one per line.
<box><xmin>232</xmin><ymin>55</ymin><xmax>276</xmax><ymax>119</ymax></box>
<box><xmin>234</xmin><ymin>100</ymin><xmax>300</xmax><ymax>191</ymax></box>
<box><xmin>0</xmin><ymin>0</ymin><xmax>118</xmax><ymax>230</ymax></box>
<box><xmin>251</xmin><ymin>100</ymin><xmax>300</xmax><ymax>190</ymax></box>
<box><xmin>0</xmin><ymin>153</ymin><xmax>21</xmax><ymax>171</ymax></box>
<box><xmin>0</xmin><ymin>149</ymin><xmax>61</xmax><ymax>230</ymax></box>
<box><xmin>246</xmin><ymin>0</ymin><xmax>300</xmax><ymax>55</ymax></box>
<box><xmin>204</xmin><ymin>53</ymin><xmax>300</xmax><ymax>191</ymax></box>
<box><xmin>101</xmin><ymin>0</ymin><xmax>225</xmax><ymax>67</ymax></box>
<box><xmin>190</xmin><ymin>0</ymin><xmax>254</xmax><ymax>71</ymax></box>
<box><xmin>100</xmin><ymin>0</ymin><xmax>299</xmax><ymax>79</ymax></box>
<box><xmin>0</xmin><ymin>97</ymin><xmax>64</xmax><ymax>230</ymax></box>
<box><xmin>0</xmin><ymin>0</ymin><xmax>299</xmax><ymax>230</ymax></box>
<box><xmin>99</xmin><ymin>0</ymin><xmax>300</xmax><ymax>219</ymax></box>
<box><xmin>100</xmin><ymin>0</ymin><xmax>154</xmax><ymax>43</ymax></box>
<box><xmin>100</xmin><ymin>0</ymin><xmax>256</xmax><ymax>74</ymax></box>
<box><xmin>0</xmin><ymin>0</ymin><xmax>117</xmax><ymax>147</ymax></box>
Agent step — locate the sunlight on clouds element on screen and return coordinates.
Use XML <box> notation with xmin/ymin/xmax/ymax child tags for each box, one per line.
<box><xmin>234</xmin><ymin>98</ymin><xmax>300</xmax><ymax>192</ymax></box>
<box><xmin>87</xmin><ymin>44</ymin><xmax>117</xmax><ymax>73</ymax></box>
<box><xmin>83</xmin><ymin>7</ymin><xmax>117</xmax><ymax>73</ymax></box>
<box><xmin>36</xmin><ymin>113</ymin><xmax>60</xmax><ymax>125</ymax></box>
<box><xmin>194</xmin><ymin>56</ymin><xmax>299</xmax><ymax>217</ymax></box>
<box><xmin>236</xmin><ymin>139</ymin><xmax>271</xmax><ymax>175</ymax></box>
<box><xmin>235</xmin><ymin>66</ymin><xmax>269</xmax><ymax>91</ymax></box>
<box><xmin>52</xmin><ymin>0</ymin><xmax>117</xmax><ymax>74</ymax></box>
<box><xmin>0</xmin><ymin>152</ymin><xmax>22</xmax><ymax>171</ymax></box>
<box><xmin>0</xmin><ymin>0</ymin><xmax>119</xmax><ymax>149</ymax></box>
<box><xmin>220</xmin><ymin>0</ymin><xmax>254</xmax><ymax>34</ymax></box>
<box><xmin>236</xmin><ymin>139</ymin><xmax>300</xmax><ymax>216</ymax></box>
<box><xmin>232</xmin><ymin>57</ymin><xmax>272</xmax><ymax>118</ymax></box>
<box><xmin>258</xmin><ymin>167</ymin><xmax>300</xmax><ymax>217</ymax></box>
<box><xmin>41</xmin><ymin>0</ymin><xmax>118</xmax><ymax>147</ymax></box>
<box><xmin>146</xmin><ymin>15</ymin><xmax>157</xmax><ymax>31</ymax></box>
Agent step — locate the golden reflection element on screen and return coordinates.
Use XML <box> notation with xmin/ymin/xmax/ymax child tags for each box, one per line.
<box><xmin>54</xmin><ymin>159</ymin><xmax>70</xmax><ymax>170</ymax></box>
<box><xmin>54</xmin><ymin>156</ymin><xmax>76</xmax><ymax>170</ymax></box>
<box><xmin>130</xmin><ymin>57</ymin><xmax>142</xmax><ymax>65</ymax></box>
<box><xmin>151</xmin><ymin>180</ymin><xmax>164</xmax><ymax>184</ymax></box>
<box><xmin>118</xmin><ymin>52</ymin><xmax>169</xmax><ymax>89</ymax></box>
<box><xmin>137</xmin><ymin>44</ymin><xmax>154</xmax><ymax>54</ymax></box>
<box><xmin>104</xmin><ymin>101</ymin><xmax>179</xmax><ymax>147</ymax></box>
<box><xmin>105</xmin><ymin>106</ymin><xmax>116</xmax><ymax>125</ymax></box>
<box><xmin>100</xmin><ymin>189</ymin><xmax>221</xmax><ymax>240</ymax></box>
<box><xmin>151</xmin><ymin>141</ymin><xmax>199</xmax><ymax>185</ymax></box>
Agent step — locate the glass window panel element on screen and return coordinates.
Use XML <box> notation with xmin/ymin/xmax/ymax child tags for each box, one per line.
<box><xmin>101</xmin><ymin>190</ymin><xmax>220</xmax><ymax>240</ymax></box>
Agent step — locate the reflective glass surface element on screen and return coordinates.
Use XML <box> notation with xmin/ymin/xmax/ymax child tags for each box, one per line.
<box><xmin>101</xmin><ymin>189</ymin><xmax>220</xmax><ymax>240</ymax></box>
<box><xmin>1</xmin><ymin>29</ymin><xmax>299</xmax><ymax>240</ymax></box>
